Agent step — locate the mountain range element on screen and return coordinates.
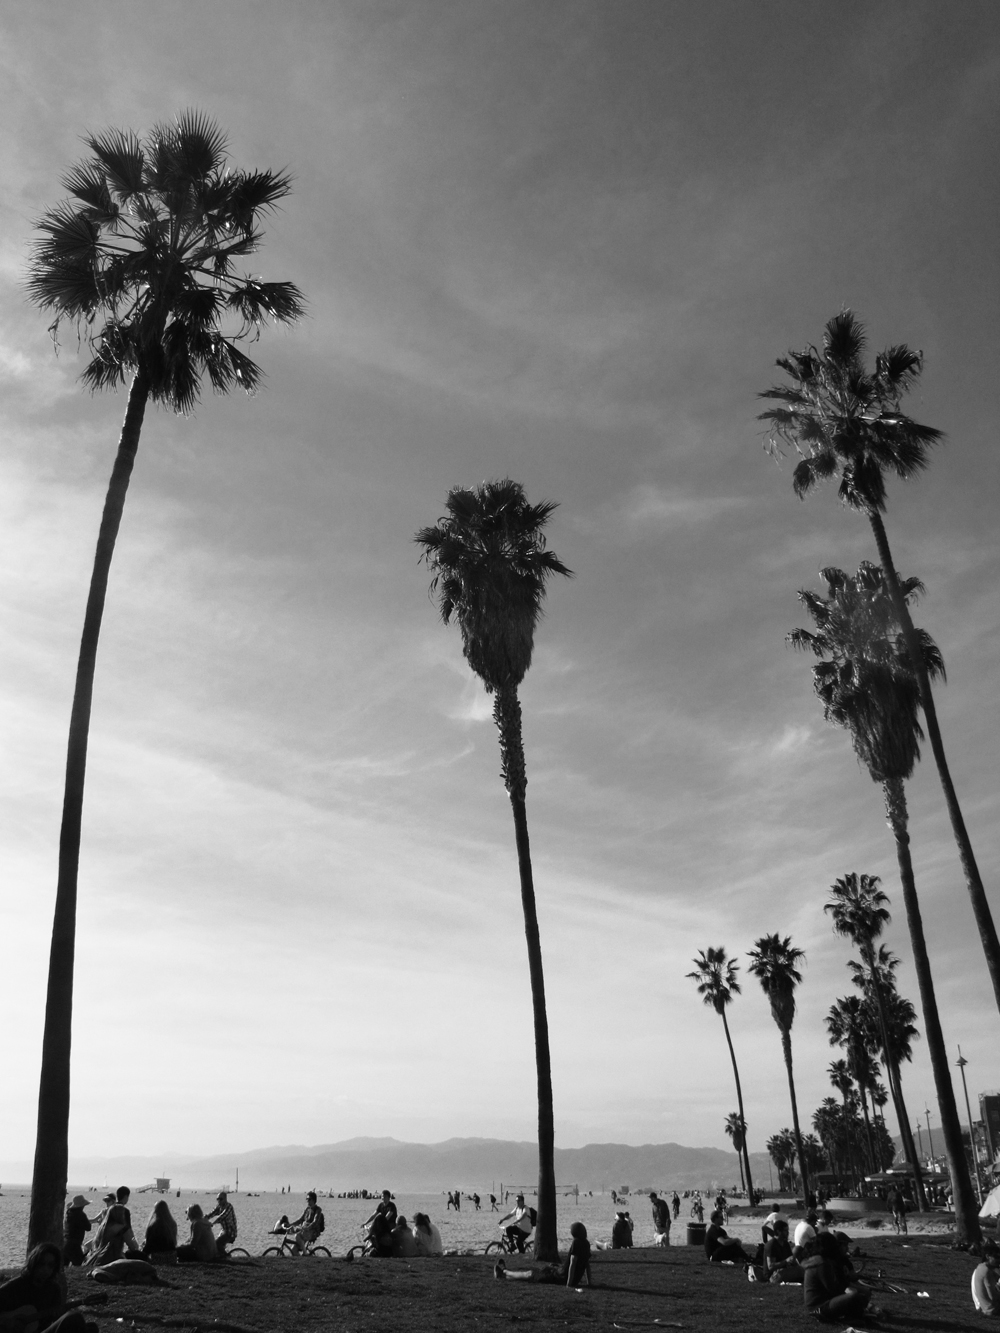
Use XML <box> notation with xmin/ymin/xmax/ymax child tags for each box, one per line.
<box><xmin>0</xmin><ymin>1137</ymin><xmax>774</xmax><ymax>1194</ymax></box>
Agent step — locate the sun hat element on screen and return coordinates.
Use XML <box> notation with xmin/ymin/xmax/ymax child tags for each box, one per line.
<box><xmin>71</xmin><ymin>1194</ymin><xmax>91</xmax><ymax>1208</ymax></box>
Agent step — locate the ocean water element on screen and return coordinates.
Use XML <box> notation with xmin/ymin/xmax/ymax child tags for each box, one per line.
<box><xmin>0</xmin><ymin>1186</ymin><xmax>675</xmax><ymax>1267</ymax></box>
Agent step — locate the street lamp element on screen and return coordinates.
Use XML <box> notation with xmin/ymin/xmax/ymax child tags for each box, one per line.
<box><xmin>956</xmin><ymin>1046</ymin><xmax>983</xmax><ymax>1205</ymax></box>
<box><xmin>925</xmin><ymin>1106</ymin><xmax>935</xmax><ymax>1163</ymax></box>
<box><xmin>915</xmin><ymin>1121</ymin><xmax>924</xmax><ymax>1159</ymax></box>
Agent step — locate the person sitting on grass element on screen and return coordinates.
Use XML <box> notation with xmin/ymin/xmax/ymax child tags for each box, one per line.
<box><xmin>389</xmin><ymin>1215</ymin><xmax>420</xmax><ymax>1257</ymax></box>
<box><xmin>412</xmin><ymin>1213</ymin><xmax>444</xmax><ymax>1257</ymax></box>
<box><xmin>0</xmin><ymin>1242</ymin><xmax>99</xmax><ymax>1333</ymax></box>
<box><xmin>704</xmin><ymin>1210</ymin><xmax>753</xmax><ymax>1264</ymax></box>
<box><xmin>141</xmin><ymin>1200</ymin><xmax>178</xmax><ymax>1261</ymax></box>
<box><xmin>565</xmin><ymin>1222</ymin><xmax>592</xmax><ymax>1287</ymax></box>
<box><xmin>88</xmin><ymin>1191</ymin><xmax>140</xmax><ymax>1267</ymax></box>
<box><xmin>801</xmin><ymin>1230</ymin><xmax>871</xmax><ymax>1322</ymax></box>
<box><xmin>764</xmin><ymin>1219</ymin><xmax>803</xmax><ymax>1284</ymax></box>
<box><xmin>972</xmin><ymin>1240</ymin><xmax>1000</xmax><ymax>1317</ymax></box>
<box><xmin>176</xmin><ymin>1204</ymin><xmax>219</xmax><ymax>1263</ymax></box>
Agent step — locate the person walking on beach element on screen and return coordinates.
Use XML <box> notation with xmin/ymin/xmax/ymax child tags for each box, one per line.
<box><xmin>490</xmin><ymin>1194</ymin><xmax>499</xmax><ymax>1212</ymax></box>
<box><xmin>887</xmin><ymin>1185</ymin><xmax>907</xmax><ymax>1235</ymax></box>
<box><xmin>206</xmin><ymin>1191</ymin><xmax>238</xmax><ymax>1256</ymax></box>
<box><xmin>672</xmin><ymin>1192</ymin><xmax>680</xmax><ymax>1220</ymax></box>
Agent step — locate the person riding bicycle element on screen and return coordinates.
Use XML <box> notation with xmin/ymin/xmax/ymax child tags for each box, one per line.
<box><xmin>287</xmin><ymin>1192</ymin><xmax>324</xmax><ymax>1254</ymax></box>
<box><xmin>364</xmin><ymin>1190</ymin><xmax>398</xmax><ymax>1257</ymax></box>
<box><xmin>497</xmin><ymin>1193</ymin><xmax>533</xmax><ymax>1253</ymax></box>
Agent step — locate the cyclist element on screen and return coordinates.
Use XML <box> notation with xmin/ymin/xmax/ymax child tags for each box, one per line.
<box><xmin>363</xmin><ymin>1190</ymin><xmax>397</xmax><ymax>1256</ymax></box>
<box><xmin>497</xmin><ymin>1193</ymin><xmax>533</xmax><ymax>1253</ymax></box>
<box><xmin>287</xmin><ymin>1192</ymin><xmax>324</xmax><ymax>1254</ymax></box>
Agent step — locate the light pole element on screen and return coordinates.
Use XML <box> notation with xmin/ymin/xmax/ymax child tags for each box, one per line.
<box><xmin>925</xmin><ymin>1106</ymin><xmax>935</xmax><ymax>1164</ymax></box>
<box><xmin>915</xmin><ymin>1121</ymin><xmax>924</xmax><ymax>1159</ymax></box>
<box><xmin>956</xmin><ymin>1047</ymin><xmax>983</xmax><ymax>1205</ymax></box>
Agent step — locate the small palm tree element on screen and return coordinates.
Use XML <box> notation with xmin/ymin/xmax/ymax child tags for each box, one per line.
<box><xmin>761</xmin><ymin>312</ymin><xmax>1000</xmax><ymax>1012</ymax></box>
<box><xmin>724</xmin><ymin>1112</ymin><xmax>747</xmax><ymax>1191</ymax></box>
<box><xmin>826</xmin><ymin>995</ymin><xmax>878</xmax><ymax>1173</ymax></box>
<box><xmin>747</xmin><ymin>934</ymin><xmax>809</xmax><ymax>1201</ymax></box>
<box><xmin>796</xmin><ymin>569</ymin><xmax>982</xmax><ymax>1243</ymax></box>
<box><xmin>416</xmin><ymin>478</ymin><xmax>571</xmax><ymax>1261</ymax></box>
<box><xmin>25</xmin><ymin>112</ymin><xmax>304</xmax><ymax>1250</ymax></box>
<box><xmin>687</xmin><ymin>948</ymin><xmax>754</xmax><ymax>1202</ymax></box>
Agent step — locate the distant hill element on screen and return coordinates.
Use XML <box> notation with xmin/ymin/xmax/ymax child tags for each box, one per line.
<box><xmin>1</xmin><ymin>1137</ymin><xmax>772</xmax><ymax>1194</ymax></box>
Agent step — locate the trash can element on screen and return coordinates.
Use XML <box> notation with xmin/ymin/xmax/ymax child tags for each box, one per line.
<box><xmin>686</xmin><ymin>1222</ymin><xmax>706</xmax><ymax>1247</ymax></box>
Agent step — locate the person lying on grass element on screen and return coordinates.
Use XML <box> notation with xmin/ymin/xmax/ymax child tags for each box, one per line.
<box><xmin>494</xmin><ymin>1221</ymin><xmax>593</xmax><ymax>1287</ymax></box>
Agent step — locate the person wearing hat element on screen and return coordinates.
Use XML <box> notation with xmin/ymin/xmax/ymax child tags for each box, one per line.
<box><xmin>205</xmin><ymin>1190</ymin><xmax>238</xmax><ymax>1257</ymax></box>
<box><xmin>63</xmin><ymin>1193</ymin><xmax>94</xmax><ymax>1266</ymax></box>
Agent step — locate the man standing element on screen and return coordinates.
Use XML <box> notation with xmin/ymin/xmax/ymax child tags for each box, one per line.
<box><xmin>206</xmin><ymin>1190</ymin><xmax>238</xmax><ymax>1256</ymax></box>
<box><xmin>497</xmin><ymin>1193</ymin><xmax>533</xmax><ymax>1254</ymax></box>
<box><xmin>650</xmin><ymin>1191</ymin><xmax>671</xmax><ymax>1247</ymax></box>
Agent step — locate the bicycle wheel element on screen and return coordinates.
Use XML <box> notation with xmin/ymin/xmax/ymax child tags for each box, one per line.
<box><xmin>308</xmin><ymin>1246</ymin><xmax>332</xmax><ymax>1258</ymax></box>
<box><xmin>261</xmin><ymin>1245</ymin><xmax>287</xmax><ymax>1258</ymax></box>
<box><xmin>344</xmin><ymin>1244</ymin><xmax>367</xmax><ymax>1262</ymax></box>
<box><xmin>226</xmin><ymin>1247</ymin><xmax>252</xmax><ymax>1261</ymax></box>
<box><xmin>484</xmin><ymin>1239</ymin><xmax>505</xmax><ymax>1257</ymax></box>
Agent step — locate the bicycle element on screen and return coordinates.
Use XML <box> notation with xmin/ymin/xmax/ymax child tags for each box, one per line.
<box><xmin>484</xmin><ymin>1226</ymin><xmax>535</xmax><ymax>1257</ymax></box>
<box><xmin>261</xmin><ymin>1228</ymin><xmax>332</xmax><ymax>1259</ymax></box>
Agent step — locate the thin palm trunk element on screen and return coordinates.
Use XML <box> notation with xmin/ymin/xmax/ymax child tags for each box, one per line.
<box><xmin>868</xmin><ymin>970</ymin><xmax>926</xmax><ymax>1208</ymax></box>
<box><xmin>883</xmin><ymin>777</ymin><xmax>981</xmax><ymax>1245</ymax></box>
<box><xmin>28</xmin><ymin>372</ymin><xmax>149</xmax><ymax>1252</ymax></box>
<box><xmin>494</xmin><ymin>685</ymin><xmax>558</xmax><ymax>1262</ymax></box>
<box><xmin>719</xmin><ymin>1009</ymin><xmax>753</xmax><ymax>1203</ymax></box>
<box><xmin>780</xmin><ymin>1028</ymin><xmax>809</xmax><ymax>1202</ymax></box>
<box><xmin>868</xmin><ymin>512</ymin><xmax>1000</xmax><ymax>1015</ymax></box>
<box><xmin>857</xmin><ymin>1086</ymin><xmax>876</xmax><ymax>1174</ymax></box>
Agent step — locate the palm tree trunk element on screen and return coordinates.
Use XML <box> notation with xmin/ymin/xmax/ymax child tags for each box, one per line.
<box><xmin>719</xmin><ymin>1009</ymin><xmax>754</xmax><ymax>1203</ymax></box>
<box><xmin>494</xmin><ymin>684</ymin><xmax>558</xmax><ymax>1262</ymax></box>
<box><xmin>857</xmin><ymin>1085</ymin><xmax>876</xmax><ymax>1175</ymax></box>
<box><xmin>883</xmin><ymin>777</ymin><xmax>981</xmax><ymax>1245</ymax></box>
<box><xmin>28</xmin><ymin>372</ymin><xmax>149</xmax><ymax>1252</ymax></box>
<box><xmin>868</xmin><ymin>511</ymin><xmax>1000</xmax><ymax>1014</ymax></box>
<box><xmin>780</xmin><ymin>1028</ymin><xmax>809</xmax><ymax>1202</ymax></box>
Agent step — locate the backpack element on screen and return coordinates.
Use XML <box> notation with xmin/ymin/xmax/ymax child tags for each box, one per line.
<box><xmin>315</xmin><ymin>1207</ymin><xmax>325</xmax><ymax>1235</ymax></box>
<box><xmin>528</xmin><ymin>1207</ymin><xmax>537</xmax><ymax>1229</ymax></box>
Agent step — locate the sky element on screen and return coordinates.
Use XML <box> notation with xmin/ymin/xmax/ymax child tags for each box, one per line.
<box><xmin>1</xmin><ymin>1</ymin><xmax>998</xmax><ymax>1170</ymax></box>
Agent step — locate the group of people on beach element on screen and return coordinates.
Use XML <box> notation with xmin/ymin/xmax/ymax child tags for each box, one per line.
<box><xmin>358</xmin><ymin>1190</ymin><xmax>443</xmax><ymax>1257</ymax></box>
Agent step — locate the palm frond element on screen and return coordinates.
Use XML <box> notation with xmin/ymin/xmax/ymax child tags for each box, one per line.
<box><xmin>170</xmin><ymin>110</ymin><xmax>229</xmax><ymax>177</ymax></box>
<box><xmin>61</xmin><ymin>162</ymin><xmax>119</xmax><ymax>222</ymax></box>
<box><xmin>824</xmin><ymin>310</ymin><xmax>866</xmax><ymax>367</ymax></box>
<box><xmin>225</xmin><ymin>278</ymin><xmax>306</xmax><ymax>326</ymax></box>
<box><xmin>84</xmin><ymin>128</ymin><xmax>145</xmax><ymax>197</ymax></box>
<box><xmin>226</xmin><ymin>169</ymin><xmax>295</xmax><ymax>225</ymax></box>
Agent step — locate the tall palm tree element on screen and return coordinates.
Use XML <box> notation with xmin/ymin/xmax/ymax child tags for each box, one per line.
<box><xmin>795</xmin><ymin>572</ymin><xmax>980</xmax><ymax>1242</ymax></box>
<box><xmin>761</xmin><ymin>312</ymin><xmax>1000</xmax><ymax>1012</ymax></box>
<box><xmin>747</xmin><ymin>934</ymin><xmax>809</xmax><ymax>1201</ymax></box>
<box><xmin>724</xmin><ymin>1112</ymin><xmax>747</xmax><ymax>1191</ymax></box>
<box><xmin>687</xmin><ymin>948</ymin><xmax>754</xmax><ymax>1202</ymax></box>
<box><xmin>416</xmin><ymin>478</ymin><xmax>570</xmax><ymax>1261</ymax></box>
<box><xmin>25</xmin><ymin>113</ymin><xmax>304</xmax><ymax>1250</ymax></box>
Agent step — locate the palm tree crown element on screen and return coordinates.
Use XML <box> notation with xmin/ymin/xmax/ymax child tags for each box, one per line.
<box><xmin>746</xmin><ymin>933</ymin><xmax>804</xmax><ymax>1033</ymax></box>
<box><xmin>825</xmin><ymin>873</ymin><xmax>891</xmax><ymax>955</ymax></box>
<box><xmin>687</xmin><ymin>947</ymin><xmax>741</xmax><ymax>1015</ymax></box>
<box><xmin>416</xmin><ymin>478</ymin><xmax>572</xmax><ymax>696</ymax></box>
<box><xmin>758</xmin><ymin>310</ymin><xmax>942</xmax><ymax>515</ymax></box>
<box><xmin>790</xmin><ymin>562</ymin><xmax>944</xmax><ymax>785</ymax></box>
<box><xmin>27</xmin><ymin>111</ymin><xmax>304</xmax><ymax>407</ymax></box>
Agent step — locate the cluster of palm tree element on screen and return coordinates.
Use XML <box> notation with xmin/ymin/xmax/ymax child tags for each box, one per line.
<box><xmin>760</xmin><ymin>312</ymin><xmax>993</xmax><ymax>1244</ymax></box>
<box><xmin>766</xmin><ymin>1127</ymin><xmax>825</xmax><ymax>1192</ymax></box>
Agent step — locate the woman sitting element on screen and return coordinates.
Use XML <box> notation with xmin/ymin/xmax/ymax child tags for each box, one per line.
<box><xmin>142</xmin><ymin>1200</ymin><xmax>179</xmax><ymax>1261</ymax></box>
<box><xmin>389</xmin><ymin>1216</ymin><xmax>420</xmax><ymax>1257</ymax></box>
<box><xmin>764</xmin><ymin>1219</ymin><xmax>803</xmax><ymax>1283</ymax></box>
<box><xmin>801</xmin><ymin>1230</ymin><xmax>871</xmax><ymax>1321</ymax></box>
<box><xmin>176</xmin><ymin>1204</ymin><xmax>219</xmax><ymax>1263</ymax></box>
<box><xmin>88</xmin><ymin>1199</ymin><xmax>139</xmax><ymax>1268</ymax></box>
<box><xmin>0</xmin><ymin>1242</ymin><xmax>96</xmax><ymax>1332</ymax></box>
<box><xmin>411</xmin><ymin>1213</ymin><xmax>443</xmax><ymax>1256</ymax></box>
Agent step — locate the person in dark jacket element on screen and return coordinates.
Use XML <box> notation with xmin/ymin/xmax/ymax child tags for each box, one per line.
<box><xmin>142</xmin><ymin>1199</ymin><xmax>179</xmax><ymax>1259</ymax></box>
<box><xmin>63</xmin><ymin>1195</ymin><xmax>93</xmax><ymax>1266</ymax></box>
<box><xmin>801</xmin><ymin>1230</ymin><xmax>871</xmax><ymax>1321</ymax></box>
<box><xmin>704</xmin><ymin>1210</ymin><xmax>753</xmax><ymax>1263</ymax></box>
<box><xmin>0</xmin><ymin>1242</ymin><xmax>96</xmax><ymax>1331</ymax></box>
<box><xmin>611</xmin><ymin>1210</ymin><xmax>633</xmax><ymax>1248</ymax></box>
